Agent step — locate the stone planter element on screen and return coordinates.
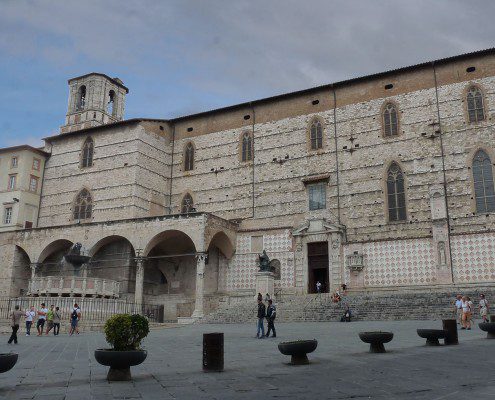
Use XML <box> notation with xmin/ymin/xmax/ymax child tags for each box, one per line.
<box><xmin>416</xmin><ymin>329</ymin><xmax>448</xmax><ymax>346</ymax></box>
<box><xmin>94</xmin><ymin>349</ymin><xmax>147</xmax><ymax>381</ymax></box>
<box><xmin>0</xmin><ymin>353</ymin><xmax>18</xmax><ymax>373</ymax></box>
<box><xmin>479</xmin><ymin>323</ymin><xmax>495</xmax><ymax>339</ymax></box>
<box><xmin>278</xmin><ymin>340</ymin><xmax>318</xmax><ymax>365</ymax></box>
<box><xmin>359</xmin><ymin>332</ymin><xmax>394</xmax><ymax>353</ymax></box>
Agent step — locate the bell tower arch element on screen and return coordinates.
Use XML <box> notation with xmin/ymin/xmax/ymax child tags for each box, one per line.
<box><xmin>60</xmin><ymin>73</ymin><xmax>129</xmax><ymax>134</ymax></box>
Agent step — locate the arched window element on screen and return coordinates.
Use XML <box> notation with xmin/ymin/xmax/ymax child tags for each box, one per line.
<box><xmin>73</xmin><ymin>189</ymin><xmax>92</xmax><ymax>220</ymax></box>
<box><xmin>77</xmin><ymin>85</ymin><xmax>86</xmax><ymax>110</ymax></box>
<box><xmin>181</xmin><ymin>193</ymin><xmax>194</xmax><ymax>214</ymax></box>
<box><xmin>184</xmin><ymin>142</ymin><xmax>194</xmax><ymax>171</ymax></box>
<box><xmin>241</xmin><ymin>132</ymin><xmax>253</xmax><ymax>161</ymax></box>
<box><xmin>81</xmin><ymin>138</ymin><xmax>94</xmax><ymax>168</ymax></box>
<box><xmin>472</xmin><ymin>150</ymin><xmax>495</xmax><ymax>213</ymax></box>
<box><xmin>310</xmin><ymin>119</ymin><xmax>323</xmax><ymax>150</ymax></box>
<box><xmin>383</xmin><ymin>103</ymin><xmax>398</xmax><ymax>137</ymax></box>
<box><xmin>467</xmin><ymin>86</ymin><xmax>485</xmax><ymax>123</ymax></box>
<box><xmin>107</xmin><ymin>90</ymin><xmax>115</xmax><ymax>115</ymax></box>
<box><xmin>386</xmin><ymin>162</ymin><xmax>406</xmax><ymax>221</ymax></box>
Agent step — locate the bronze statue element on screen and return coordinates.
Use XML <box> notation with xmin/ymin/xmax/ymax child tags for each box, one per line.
<box><xmin>68</xmin><ymin>242</ymin><xmax>83</xmax><ymax>256</ymax></box>
<box><xmin>258</xmin><ymin>250</ymin><xmax>271</xmax><ymax>272</ymax></box>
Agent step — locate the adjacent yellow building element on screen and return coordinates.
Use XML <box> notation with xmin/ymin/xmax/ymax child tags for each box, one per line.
<box><xmin>0</xmin><ymin>145</ymin><xmax>48</xmax><ymax>232</ymax></box>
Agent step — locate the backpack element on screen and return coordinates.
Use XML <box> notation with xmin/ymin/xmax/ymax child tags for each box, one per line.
<box><xmin>71</xmin><ymin>309</ymin><xmax>79</xmax><ymax>319</ymax></box>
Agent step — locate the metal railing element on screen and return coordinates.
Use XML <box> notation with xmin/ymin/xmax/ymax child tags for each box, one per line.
<box><xmin>0</xmin><ymin>296</ymin><xmax>164</xmax><ymax>323</ymax></box>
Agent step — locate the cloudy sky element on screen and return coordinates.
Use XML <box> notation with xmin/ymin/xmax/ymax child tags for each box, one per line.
<box><xmin>0</xmin><ymin>0</ymin><xmax>494</xmax><ymax>147</ymax></box>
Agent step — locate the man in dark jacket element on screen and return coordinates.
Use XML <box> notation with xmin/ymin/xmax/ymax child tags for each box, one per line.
<box><xmin>256</xmin><ymin>299</ymin><xmax>266</xmax><ymax>338</ymax></box>
<box><xmin>265</xmin><ymin>299</ymin><xmax>276</xmax><ymax>338</ymax></box>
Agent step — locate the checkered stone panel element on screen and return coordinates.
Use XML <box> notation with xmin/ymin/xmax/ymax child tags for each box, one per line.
<box><xmin>451</xmin><ymin>234</ymin><xmax>495</xmax><ymax>283</ymax></box>
<box><xmin>358</xmin><ymin>239</ymin><xmax>436</xmax><ymax>287</ymax></box>
<box><xmin>227</xmin><ymin>232</ymin><xmax>294</xmax><ymax>290</ymax></box>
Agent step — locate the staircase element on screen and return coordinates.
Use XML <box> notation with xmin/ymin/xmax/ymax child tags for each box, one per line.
<box><xmin>201</xmin><ymin>286</ymin><xmax>495</xmax><ymax>323</ymax></box>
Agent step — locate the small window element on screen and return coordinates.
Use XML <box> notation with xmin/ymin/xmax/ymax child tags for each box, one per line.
<box><xmin>310</xmin><ymin>119</ymin><xmax>323</xmax><ymax>150</ymax></box>
<box><xmin>181</xmin><ymin>193</ymin><xmax>194</xmax><ymax>214</ymax></box>
<box><xmin>4</xmin><ymin>207</ymin><xmax>12</xmax><ymax>224</ymax></box>
<box><xmin>107</xmin><ymin>90</ymin><xmax>115</xmax><ymax>115</ymax></box>
<box><xmin>11</xmin><ymin>157</ymin><xmax>18</xmax><ymax>168</ymax></box>
<box><xmin>383</xmin><ymin>103</ymin><xmax>399</xmax><ymax>137</ymax></box>
<box><xmin>387</xmin><ymin>162</ymin><xmax>406</xmax><ymax>221</ymax></box>
<box><xmin>184</xmin><ymin>142</ymin><xmax>194</xmax><ymax>171</ymax></box>
<box><xmin>241</xmin><ymin>132</ymin><xmax>253</xmax><ymax>162</ymax></box>
<box><xmin>467</xmin><ymin>86</ymin><xmax>485</xmax><ymax>123</ymax></box>
<box><xmin>73</xmin><ymin>189</ymin><xmax>92</xmax><ymax>220</ymax></box>
<box><xmin>7</xmin><ymin>174</ymin><xmax>16</xmax><ymax>190</ymax></box>
<box><xmin>308</xmin><ymin>183</ymin><xmax>326</xmax><ymax>210</ymax></box>
<box><xmin>32</xmin><ymin>158</ymin><xmax>40</xmax><ymax>171</ymax></box>
<box><xmin>81</xmin><ymin>137</ymin><xmax>94</xmax><ymax>168</ymax></box>
<box><xmin>472</xmin><ymin>150</ymin><xmax>495</xmax><ymax>213</ymax></box>
<box><xmin>29</xmin><ymin>176</ymin><xmax>38</xmax><ymax>193</ymax></box>
<box><xmin>77</xmin><ymin>85</ymin><xmax>86</xmax><ymax>110</ymax></box>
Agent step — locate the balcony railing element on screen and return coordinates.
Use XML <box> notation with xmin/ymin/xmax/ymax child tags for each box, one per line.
<box><xmin>28</xmin><ymin>276</ymin><xmax>120</xmax><ymax>298</ymax></box>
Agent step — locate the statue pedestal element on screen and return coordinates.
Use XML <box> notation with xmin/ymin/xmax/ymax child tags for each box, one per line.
<box><xmin>255</xmin><ymin>271</ymin><xmax>275</xmax><ymax>299</ymax></box>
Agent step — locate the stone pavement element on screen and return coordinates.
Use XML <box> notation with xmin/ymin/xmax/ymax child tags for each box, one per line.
<box><xmin>0</xmin><ymin>320</ymin><xmax>494</xmax><ymax>399</ymax></box>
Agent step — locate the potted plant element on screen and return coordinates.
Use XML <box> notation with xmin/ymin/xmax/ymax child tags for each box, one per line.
<box><xmin>94</xmin><ymin>314</ymin><xmax>149</xmax><ymax>381</ymax></box>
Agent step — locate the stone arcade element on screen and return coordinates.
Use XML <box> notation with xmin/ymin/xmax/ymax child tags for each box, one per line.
<box><xmin>1</xmin><ymin>49</ymin><xmax>495</xmax><ymax>320</ymax></box>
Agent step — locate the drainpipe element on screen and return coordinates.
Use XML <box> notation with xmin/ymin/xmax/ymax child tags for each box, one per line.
<box><xmin>432</xmin><ymin>61</ymin><xmax>455</xmax><ymax>283</ymax></box>
<box><xmin>332</xmin><ymin>86</ymin><xmax>342</xmax><ymax>226</ymax></box>
<box><xmin>168</xmin><ymin>124</ymin><xmax>176</xmax><ymax>214</ymax></box>
<box><xmin>250</xmin><ymin>102</ymin><xmax>256</xmax><ymax>218</ymax></box>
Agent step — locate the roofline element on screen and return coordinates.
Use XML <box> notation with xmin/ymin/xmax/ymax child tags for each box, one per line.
<box><xmin>45</xmin><ymin>47</ymin><xmax>495</xmax><ymax>140</ymax></box>
<box><xmin>42</xmin><ymin>118</ymin><xmax>169</xmax><ymax>142</ymax></box>
<box><xmin>68</xmin><ymin>73</ymin><xmax>129</xmax><ymax>93</ymax></box>
<box><xmin>0</xmin><ymin>145</ymin><xmax>50</xmax><ymax>157</ymax></box>
<box><xmin>169</xmin><ymin>47</ymin><xmax>495</xmax><ymax>122</ymax></box>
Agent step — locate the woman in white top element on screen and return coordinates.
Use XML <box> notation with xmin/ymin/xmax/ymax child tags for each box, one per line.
<box><xmin>479</xmin><ymin>294</ymin><xmax>489</xmax><ymax>323</ymax></box>
<box><xmin>461</xmin><ymin>296</ymin><xmax>473</xmax><ymax>330</ymax></box>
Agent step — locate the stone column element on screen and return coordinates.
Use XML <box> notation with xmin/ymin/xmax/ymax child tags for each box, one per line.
<box><xmin>134</xmin><ymin>258</ymin><xmax>145</xmax><ymax>307</ymax></box>
<box><xmin>30</xmin><ymin>262</ymin><xmax>39</xmax><ymax>280</ymax></box>
<box><xmin>192</xmin><ymin>254</ymin><xmax>207</xmax><ymax>318</ymax></box>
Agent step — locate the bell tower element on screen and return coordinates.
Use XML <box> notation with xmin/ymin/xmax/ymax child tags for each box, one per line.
<box><xmin>60</xmin><ymin>73</ymin><xmax>129</xmax><ymax>134</ymax></box>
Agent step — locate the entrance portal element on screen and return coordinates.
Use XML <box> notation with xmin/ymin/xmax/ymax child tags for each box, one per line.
<box><xmin>307</xmin><ymin>242</ymin><xmax>329</xmax><ymax>293</ymax></box>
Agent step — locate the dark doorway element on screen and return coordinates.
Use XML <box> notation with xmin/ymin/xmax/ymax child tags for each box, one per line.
<box><xmin>308</xmin><ymin>242</ymin><xmax>329</xmax><ymax>293</ymax></box>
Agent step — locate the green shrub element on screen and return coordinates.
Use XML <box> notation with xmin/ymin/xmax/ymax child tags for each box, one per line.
<box><xmin>104</xmin><ymin>314</ymin><xmax>150</xmax><ymax>351</ymax></box>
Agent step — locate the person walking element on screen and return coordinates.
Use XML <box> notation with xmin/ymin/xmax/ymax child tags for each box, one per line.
<box><xmin>461</xmin><ymin>295</ymin><xmax>473</xmax><ymax>330</ymax></box>
<box><xmin>36</xmin><ymin>303</ymin><xmax>48</xmax><ymax>336</ymax></box>
<box><xmin>479</xmin><ymin>294</ymin><xmax>489</xmax><ymax>323</ymax></box>
<box><xmin>454</xmin><ymin>294</ymin><xmax>463</xmax><ymax>325</ymax></box>
<box><xmin>69</xmin><ymin>303</ymin><xmax>81</xmax><ymax>335</ymax></box>
<box><xmin>265</xmin><ymin>299</ymin><xmax>277</xmax><ymax>338</ymax></box>
<box><xmin>53</xmin><ymin>307</ymin><xmax>61</xmax><ymax>336</ymax></box>
<box><xmin>8</xmin><ymin>305</ymin><xmax>24</xmax><ymax>344</ymax></box>
<box><xmin>45</xmin><ymin>305</ymin><xmax>55</xmax><ymax>335</ymax></box>
<box><xmin>256</xmin><ymin>299</ymin><xmax>266</xmax><ymax>339</ymax></box>
<box><xmin>25</xmin><ymin>306</ymin><xmax>35</xmax><ymax>336</ymax></box>
<box><xmin>316</xmin><ymin>281</ymin><xmax>322</xmax><ymax>295</ymax></box>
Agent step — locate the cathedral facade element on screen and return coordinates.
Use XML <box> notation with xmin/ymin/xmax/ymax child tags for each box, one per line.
<box><xmin>1</xmin><ymin>49</ymin><xmax>495</xmax><ymax>320</ymax></box>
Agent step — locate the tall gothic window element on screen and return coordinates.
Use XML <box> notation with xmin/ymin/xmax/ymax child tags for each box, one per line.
<box><xmin>107</xmin><ymin>90</ymin><xmax>115</xmax><ymax>115</ymax></box>
<box><xmin>387</xmin><ymin>162</ymin><xmax>406</xmax><ymax>221</ymax></box>
<box><xmin>473</xmin><ymin>150</ymin><xmax>495</xmax><ymax>213</ymax></box>
<box><xmin>181</xmin><ymin>193</ymin><xmax>194</xmax><ymax>214</ymax></box>
<box><xmin>310</xmin><ymin>119</ymin><xmax>323</xmax><ymax>150</ymax></box>
<box><xmin>467</xmin><ymin>86</ymin><xmax>485</xmax><ymax>123</ymax></box>
<box><xmin>73</xmin><ymin>189</ymin><xmax>92</xmax><ymax>220</ymax></box>
<box><xmin>77</xmin><ymin>85</ymin><xmax>86</xmax><ymax>110</ymax></box>
<box><xmin>184</xmin><ymin>142</ymin><xmax>194</xmax><ymax>171</ymax></box>
<box><xmin>241</xmin><ymin>132</ymin><xmax>253</xmax><ymax>162</ymax></box>
<box><xmin>81</xmin><ymin>138</ymin><xmax>94</xmax><ymax>168</ymax></box>
<box><xmin>383</xmin><ymin>103</ymin><xmax>398</xmax><ymax>137</ymax></box>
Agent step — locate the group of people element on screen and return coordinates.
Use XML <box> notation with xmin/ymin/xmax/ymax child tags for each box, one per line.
<box><xmin>8</xmin><ymin>302</ymin><xmax>82</xmax><ymax>344</ymax></box>
<box><xmin>256</xmin><ymin>293</ymin><xmax>276</xmax><ymax>338</ymax></box>
<box><xmin>316</xmin><ymin>281</ymin><xmax>347</xmax><ymax>303</ymax></box>
<box><xmin>453</xmin><ymin>293</ymin><xmax>489</xmax><ymax>330</ymax></box>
